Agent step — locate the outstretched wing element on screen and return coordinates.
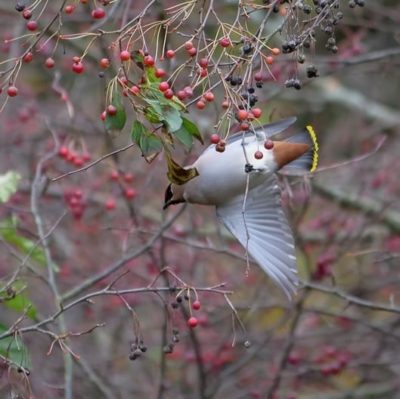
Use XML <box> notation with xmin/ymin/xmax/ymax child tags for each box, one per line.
<box><xmin>216</xmin><ymin>175</ymin><xmax>298</xmax><ymax>298</ymax></box>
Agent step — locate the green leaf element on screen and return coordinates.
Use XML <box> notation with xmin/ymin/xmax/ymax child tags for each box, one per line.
<box><xmin>4</xmin><ymin>291</ymin><xmax>37</xmax><ymax>320</ymax></box>
<box><xmin>132</xmin><ymin>50</ymin><xmax>145</xmax><ymax>69</ymax></box>
<box><xmin>145</xmin><ymin>66</ymin><xmax>160</xmax><ymax>84</ymax></box>
<box><xmin>172</xmin><ymin>117</ymin><xmax>203</xmax><ymax>150</ymax></box>
<box><xmin>0</xmin><ymin>171</ymin><xmax>21</xmax><ymax>203</ymax></box>
<box><xmin>143</xmin><ymin>86</ymin><xmax>185</xmax><ymax>111</ymax></box>
<box><xmin>0</xmin><ymin>323</ymin><xmax>30</xmax><ymax>368</ymax></box>
<box><xmin>131</xmin><ymin>121</ymin><xmax>163</xmax><ymax>156</ymax></box>
<box><xmin>173</xmin><ymin>126</ymin><xmax>194</xmax><ymax>149</ymax></box>
<box><xmin>163</xmin><ymin>108</ymin><xmax>183</xmax><ymax>132</ymax></box>
<box><xmin>144</xmin><ymin>105</ymin><xmax>162</xmax><ymax>124</ymax></box>
<box><xmin>0</xmin><ymin>219</ymin><xmax>46</xmax><ymax>266</ymax></box>
<box><xmin>140</xmin><ymin>134</ymin><xmax>163</xmax><ymax>156</ymax></box>
<box><xmin>105</xmin><ymin>91</ymin><xmax>126</xmax><ymax>131</ymax></box>
<box><xmin>181</xmin><ymin>117</ymin><xmax>204</xmax><ymax>144</ymax></box>
<box><xmin>166</xmin><ymin>155</ymin><xmax>199</xmax><ymax>185</ymax></box>
<box><xmin>131</xmin><ymin>120</ymin><xmax>147</xmax><ymax>144</ymax></box>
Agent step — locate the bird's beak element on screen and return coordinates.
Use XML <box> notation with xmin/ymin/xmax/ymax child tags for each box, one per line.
<box><xmin>163</xmin><ymin>200</ymin><xmax>172</xmax><ymax>210</ymax></box>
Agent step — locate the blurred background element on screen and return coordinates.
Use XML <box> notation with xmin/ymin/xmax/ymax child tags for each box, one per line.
<box><xmin>0</xmin><ymin>1</ymin><xmax>400</xmax><ymax>398</ymax></box>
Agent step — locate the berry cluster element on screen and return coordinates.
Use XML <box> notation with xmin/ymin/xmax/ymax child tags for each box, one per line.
<box><xmin>64</xmin><ymin>188</ymin><xmax>86</xmax><ymax>220</ymax></box>
<box><xmin>58</xmin><ymin>144</ymin><xmax>91</xmax><ymax>168</ymax></box>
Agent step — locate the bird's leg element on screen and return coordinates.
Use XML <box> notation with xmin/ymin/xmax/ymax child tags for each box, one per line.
<box><xmin>244</xmin><ymin>163</ymin><xmax>266</xmax><ymax>173</ymax></box>
<box><xmin>244</xmin><ymin>163</ymin><xmax>254</xmax><ymax>173</ymax></box>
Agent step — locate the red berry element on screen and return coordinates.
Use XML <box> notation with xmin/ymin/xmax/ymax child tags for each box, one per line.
<box><xmin>204</xmin><ymin>92</ymin><xmax>214</xmax><ymax>102</ymax></box>
<box><xmin>254</xmin><ymin>71</ymin><xmax>263</xmax><ymax>81</ymax></box>
<box><xmin>210</xmin><ymin>134</ymin><xmax>220</xmax><ymax>144</ymax></box>
<box><xmin>120</xmin><ymin>50</ymin><xmax>130</xmax><ymax>61</ymax></box>
<box><xmin>58</xmin><ymin>146</ymin><xmax>69</xmax><ymax>158</ymax></box>
<box><xmin>240</xmin><ymin>122</ymin><xmax>249</xmax><ymax>131</ymax></box>
<box><xmin>210</xmin><ymin>133</ymin><xmax>221</xmax><ymax>144</ymax></box>
<box><xmin>130</xmin><ymin>85</ymin><xmax>140</xmax><ymax>95</ymax></box>
<box><xmin>110</xmin><ymin>170</ymin><xmax>119</xmax><ymax>180</ymax></box>
<box><xmin>143</xmin><ymin>55</ymin><xmax>155</xmax><ymax>66</ymax></box>
<box><xmin>254</xmin><ymin>151</ymin><xmax>264</xmax><ymax>160</ymax></box>
<box><xmin>252</xmin><ymin>108</ymin><xmax>262</xmax><ymax>118</ymax></box>
<box><xmin>199</xmin><ymin>68</ymin><xmax>208</xmax><ymax>77</ymax></box>
<box><xmin>72</xmin><ymin>62</ymin><xmax>84</xmax><ymax>74</ymax></box>
<box><xmin>196</xmin><ymin>100</ymin><xmax>206</xmax><ymax>110</ymax></box>
<box><xmin>73</xmin><ymin>157</ymin><xmax>84</xmax><ymax>167</ymax></box>
<box><xmin>237</xmin><ymin>109</ymin><xmax>248</xmax><ymax>120</ymax></box>
<box><xmin>119</xmin><ymin>77</ymin><xmax>128</xmax><ymax>86</ymax></box>
<box><xmin>100</xmin><ymin>111</ymin><xmax>106</xmax><ymax>121</ymax></box>
<box><xmin>158</xmin><ymin>81</ymin><xmax>169</xmax><ymax>92</ymax></box>
<box><xmin>219</xmin><ymin>37</ymin><xmax>231</xmax><ymax>48</ymax></box>
<box><xmin>164</xmin><ymin>89</ymin><xmax>174</xmax><ymax>99</ymax></box>
<box><xmin>155</xmin><ymin>68</ymin><xmax>166</xmax><ymax>78</ymax></box>
<box><xmin>99</xmin><ymin>58</ymin><xmax>110</xmax><ymax>68</ymax></box>
<box><xmin>184</xmin><ymin>86</ymin><xmax>193</xmax><ymax>97</ymax></box>
<box><xmin>192</xmin><ymin>301</ymin><xmax>201</xmax><ymax>310</ymax></box>
<box><xmin>124</xmin><ymin>188</ymin><xmax>137</xmax><ymax>199</ymax></box>
<box><xmin>177</xmin><ymin>90</ymin><xmax>187</xmax><ymax>100</ymax></box>
<box><xmin>107</xmin><ymin>105</ymin><xmax>117</xmax><ymax>116</ymax></box>
<box><xmin>72</xmin><ymin>56</ymin><xmax>81</xmax><ymax>63</ymax></box>
<box><xmin>23</xmin><ymin>52</ymin><xmax>33</xmax><ymax>63</ymax></box>
<box><xmin>222</xmin><ymin>100</ymin><xmax>229</xmax><ymax>109</ymax></box>
<box><xmin>124</xmin><ymin>173</ymin><xmax>134</xmax><ymax>183</ymax></box>
<box><xmin>184</xmin><ymin>41</ymin><xmax>194</xmax><ymax>50</ymax></box>
<box><xmin>271</xmin><ymin>47</ymin><xmax>280</xmax><ymax>56</ymax></box>
<box><xmin>105</xmin><ymin>198</ymin><xmax>116</xmax><ymax>210</ymax></box>
<box><xmin>22</xmin><ymin>9</ymin><xmax>32</xmax><ymax>19</ymax></box>
<box><xmin>187</xmin><ymin>317</ymin><xmax>198</xmax><ymax>328</ymax></box>
<box><xmin>45</xmin><ymin>57</ymin><xmax>55</xmax><ymax>68</ymax></box>
<box><xmin>288</xmin><ymin>351</ymin><xmax>301</xmax><ymax>366</ymax></box>
<box><xmin>7</xmin><ymin>86</ymin><xmax>18</xmax><ymax>97</ymax></box>
<box><xmin>91</xmin><ymin>7</ymin><xmax>106</xmax><ymax>19</ymax></box>
<box><xmin>166</xmin><ymin>49</ymin><xmax>175</xmax><ymax>59</ymax></box>
<box><xmin>26</xmin><ymin>20</ymin><xmax>38</xmax><ymax>31</ymax></box>
<box><xmin>199</xmin><ymin>58</ymin><xmax>209</xmax><ymax>68</ymax></box>
<box><xmin>264</xmin><ymin>139</ymin><xmax>274</xmax><ymax>150</ymax></box>
<box><xmin>265</xmin><ymin>55</ymin><xmax>274</xmax><ymax>65</ymax></box>
<box><xmin>187</xmin><ymin>47</ymin><xmax>197</xmax><ymax>57</ymax></box>
<box><xmin>64</xmin><ymin>5</ymin><xmax>75</xmax><ymax>14</ymax></box>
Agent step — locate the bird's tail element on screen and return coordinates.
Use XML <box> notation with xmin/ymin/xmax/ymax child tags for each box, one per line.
<box><xmin>278</xmin><ymin>125</ymin><xmax>319</xmax><ymax>175</ymax></box>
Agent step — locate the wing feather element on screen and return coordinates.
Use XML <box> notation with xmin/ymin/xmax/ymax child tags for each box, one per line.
<box><xmin>216</xmin><ymin>175</ymin><xmax>298</xmax><ymax>298</ymax></box>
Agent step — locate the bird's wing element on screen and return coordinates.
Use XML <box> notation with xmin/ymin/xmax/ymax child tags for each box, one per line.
<box><xmin>216</xmin><ymin>174</ymin><xmax>298</xmax><ymax>298</ymax></box>
<box><xmin>225</xmin><ymin>116</ymin><xmax>297</xmax><ymax>145</ymax></box>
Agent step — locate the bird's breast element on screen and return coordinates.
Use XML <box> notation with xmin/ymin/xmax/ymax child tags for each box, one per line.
<box><xmin>183</xmin><ymin>139</ymin><xmax>277</xmax><ymax>205</ymax></box>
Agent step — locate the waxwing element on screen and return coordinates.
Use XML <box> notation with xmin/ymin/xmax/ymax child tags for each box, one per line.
<box><xmin>164</xmin><ymin>117</ymin><xmax>319</xmax><ymax>298</ymax></box>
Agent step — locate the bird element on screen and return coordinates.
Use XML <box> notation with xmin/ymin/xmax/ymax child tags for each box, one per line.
<box><xmin>163</xmin><ymin>117</ymin><xmax>319</xmax><ymax>298</ymax></box>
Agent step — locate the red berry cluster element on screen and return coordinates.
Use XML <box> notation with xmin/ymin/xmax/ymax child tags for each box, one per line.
<box><xmin>313</xmin><ymin>252</ymin><xmax>336</xmax><ymax>281</ymax></box>
<box><xmin>64</xmin><ymin>189</ymin><xmax>86</xmax><ymax>220</ymax></box>
<box><xmin>58</xmin><ymin>145</ymin><xmax>91</xmax><ymax>167</ymax></box>
<box><xmin>108</xmin><ymin>170</ymin><xmax>137</xmax><ymax>202</ymax></box>
<box><xmin>187</xmin><ymin>299</ymin><xmax>202</xmax><ymax>328</ymax></box>
<box><xmin>314</xmin><ymin>345</ymin><xmax>352</xmax><ymax>377</ymax></box>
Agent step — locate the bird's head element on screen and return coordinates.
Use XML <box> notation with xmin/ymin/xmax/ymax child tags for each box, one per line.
<box><xmin>163</xmin><ymin>183</ymin><xmax>186</xmax><ymax>209</ymax></box>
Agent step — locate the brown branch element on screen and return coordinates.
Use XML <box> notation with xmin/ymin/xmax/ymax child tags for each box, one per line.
<box><xmin>304</xmin><ymin>282</ymin><xmax>400</xmax><ymax>314</ymax></box>
<box><xmin>51</xmin><ymin>142</ymin><xmax>136</xmax><ymax>182</ymax></box>
<box><xmin>313</xmin><ymin>181</ymin><xmax>400</xmax><ymax>234</ymax></box>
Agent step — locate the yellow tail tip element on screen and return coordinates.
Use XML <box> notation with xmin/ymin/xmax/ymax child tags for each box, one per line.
<box><xmin>306</xmin><ymin>125</ymin><xmax>319</xmax><ymax>172</ymax></box>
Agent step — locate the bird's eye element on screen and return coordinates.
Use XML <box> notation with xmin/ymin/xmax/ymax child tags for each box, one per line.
<box><xmin>164</xmin><ymin>184</ymin><xmax>173</xmax><ymax>204</ymax></box>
